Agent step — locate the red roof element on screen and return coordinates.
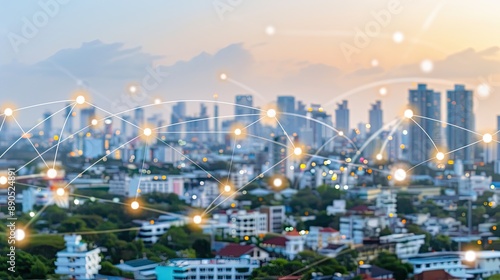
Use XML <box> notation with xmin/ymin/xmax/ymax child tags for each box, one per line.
<box><xmin>262</xmin><ymin>236</ymin><xmax>287</xmax><ymax>247</ymax></box>
<box><xmin>216</xmin><ymin>244</ymin><xmax>256</xmax><ymax>257</ymax></box>
<box><xmin>286</xmin><ymin>229</ymin><xmax>301</xmax><ymax>236</ymax></box>
<box><xmin>414</xmin><ymin>270</ymin><xmax>456</xmax><ymax>280</ymax></box>
<box><xmin>319</xmin><ymin>227</ymin><xmax>338</xmax><ymax>233</ymax></box>
<box><xmin>350</xmin><ymin>205</ymin><xmax>371</xmax><ymax>212</ymax></box>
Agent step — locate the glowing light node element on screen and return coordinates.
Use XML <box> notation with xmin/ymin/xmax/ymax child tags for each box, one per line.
<box><xmin>0</xmin><ymin>176</ymin><xmax>7</xmax><ymax>185</ymax></box>
<box><xmin>376</xmin><ymin>154</ymin><xmax>383</xmax><ymax>161</ymax></box>
<box><xmin>477</xmin><ymin>83</ymin><xmax>491</xmax><ymax>98</ymax></box>
<box><xmin>131</xmin><ymin>201</ymin><xmax>140</xmax><ymax>210</ymax></box>
<box><xmin>4</xmin><ymin>108</ymin><xmax>13</xmax><ymax>116</ymax></box>
<box><xmin>91</xmin><ymin>119</ymin><xmax>98</xmax><ymax>126</ymax></box>
<box><xmin>129</xmin><ymin>86</ymin><xmax>137</xmax><ymax>93</ymax></box>
<box><xmin>193</xmin><ymin>215</ymin><xmax>202</xmax><ymax>224</ymax></box>
<box><xmin>220</xmin><ymin>73</ymin><xmax>227</xmax><ymax>80</ymax></box>
<box><xmin>154</xmin><ymin>98</ymin><xmax>161</xmax><ymax>104</ymax></box>
<box><xmin>394</xmin><ymin>169</ymin><xmax>407</xmax><ymax>181</ymax></box>
<box><xmin>56</xmin><ymin>188</ymin><xmax>65</xmax><ymax>196</ymax></box>
<box><xmin>379</xmin><ymin>87</ymin><xmax>387</xmax><ymax>96</ymax></box>
<box><xmin>75</xmin><ymin>95</ymin><xmax>86</xmax><ymax>104</ymax></box>
<box><xmin>29</xmin><ymin>211</ymin><xmax>35</xmax><ymax>217</ymax></box>
<box><xmin>47</xmin><ymin>168</ymin><xmax>58</xmax><ymax>179</ymax></box>
<box><xmin>464</xmin><ymin>250</ymin><xmax>477</xmax><ymax>262</ymax></box>
<box><xmin>483</xmin><ymin>133</ymin><xmax>493</xmax><ymax>143</ymax></box>
<box><xmin>273</xmin><ymin>178</ymin><xmax>283</xmax><ymax>188</ymax></box>
<box><xmin>15</xmin><ymin>229</ymin><xmax>25</xmax><ymax>241</ymax></box>
<box><xmin>404</xmin><ymin>109</ymin><xmax>414</xmax><ymax>119</ymax></box>
<box><xmin>234</xmin><ymin>128</ymin><xmax>242</xmax><ymax>136</ymax></box>
<box><xmin>393</xmin><ymin>31</ymin><xmax>404</xmax><ymax>43</ymax></box>
<box><xmin>266</xmin><ymin>109</ymin><xmax>277</xmax><ymax>118</ymax></box>
<box><xmin>293</xmin><ymin>147</ymin><xmax>302</xmax><ymax>156</ymax></box>
<box><xmin>420</xmin><ymin>59</ymin><xmax>434</xmax><ymax>73</ymax></box>
<box><xmin>265</xmin><ymin>25</ymin><xmax>276</xmax><ymax>36</ymax></box>
<box><xmin>338</xmin><ymin>131</ymin><xmax>344</xmax><ymax>136</ymax></box>
<box><xmin>436</xmin><ymin>152</ymin><xmax>445</xmax><ymax>161</ymax></box>
<box><xmin>224</xmin><ymin>185</ymin><xmax>231</xmax><ymax>193</ymax></box>
<box><xmin>371</xmin><ymin>59</ymin><xmax>379</xmax><ymax>67</ymax></box>
<box><xmin>144</xmin><ymin>128</ymin><xmax>152</xmax><ymax>136</ymax></box>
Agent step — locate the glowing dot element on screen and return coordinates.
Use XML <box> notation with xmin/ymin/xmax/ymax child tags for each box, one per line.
<box><xmin>144</xmin><ymin>128</ymin><xmax>152</xmax><ymax>136</ymax></box>
<box><xmin>131</xmin><ymin>201</ymin><xmax>140</xmax><ymax>210</ymax></box>
<box><xmin>404</xmin><ymin>109</ymin><xmax>414</xmax><ymax>119</ymax></box>
<box><xmin>266</xmin><ymin>109</ymin><xmax>277</xmax><ymax>118</ymax></box>
<box><xmin>403</xmin><ymin>130</ymin><xmax>408</xmax><ymax>135</ymax></box>
<box><xmin>56</xmin><ymin>188</ymin><xmax>65</xmax><ymax>196</ymax></box>
<box><xmin>394</xmin><ymin>169</ymin><xmax>407</xmax><ymax>181</ymax></box>
<box><xmin>294</xmin><ymin>147</ymin><xmax>302</xmax><ymax>156</ymax></box>
<box><xmin>220</xmin><ymin>73</ymin><xmax>227</xmax><ymax>80</ymax></box>
<box><xmin>477</xmin><ymin>83</ymin><xmax>491</xmax><ymax>98</ymax></box>
<box><xmin>420</xmin><ymin>59</ymin><xmax>433</xmax><ymax>73</ymax></box>
<box><xmin>74</xmin><ymin>199</ymin><xmax>80</xmax><ymax>205</ymax></box>
<box><xmin>393</xmin><ymin>31</ymin><xmax>404</xmax><ymax>43</ymax></box>
<box><xmin>91</xmin><ymin>119</ymin><xmax>98</xmax><ymax>126</ymax></box>
<box><xmin>29</xmin><ymin>211</ymin><xmax>35</xmax><ymax>217</ymax></box>
<box><xmin>379</xmin><ymin>87</ymin><xmax>387</xmax><ymax>96</ymax></box>
<box><xmin>75</xmin><ymin>95</ymin><xmax>85</xmax><ymax>104</ymax></box>
<box><xmin>4</xmin><ymin>108</ymin><xmax>13</xmax><ymax>116</ymax></box>
<box><xmin>0</xmin><ymin>176</ymin><xmax>7</xmax><ymax>185</ymax></box>
<box><xmin>47</xmin><ymin>168</ymin><xmax>57</xmax><ymax>179</ymax></box>
<box><xmin>464</xmin><ymin>250</ymin><xmax>476</xmax><ymax>262</ymax></box>
<box><xmin>193</xmin><ymin>215</ymin><xmax>202</xmax><ymax>224</ymax></box>
<box><xmin>129</xmin><ymin>86</ymin><xmax>137</xmax><ymax>93</ymax></box>
<box><xmin>376</xmin><ymin>154</ymin><xmax>383</xmax><ymax>161</ymax></box>
<box><xmin>265</xmin><ymin>25</ymin><xmax>276</xmax><ymax>36</ymax></box>
<box><xmin>154</xmin><ymin>98</ymin><xmax>161</xmax><ymax>104</ymax></box>
<box><xmin>273</xmin><ymin>178</ymin><xmax>283</xmax><ymax>187</ymax></box>
<box><xmin>483</xmin><ymin>133</ymin><xmax>493</xmax><ymax>143</ymax></box>
<box><xmin>338</xmin><ymin>131</ymin><xmax>344</xmax><ymax>136</ymax></box>
<box><xmin>191</xmin><ymin>195</ymin><xmax>197</xmax><ymax>200</ymax></box>
<box><xmin>371</xmin><ymin>59</ymin><xmax>379</xmax><ymax>67</ymax></box>
<box><xmin>234</xmin><ymin>128</ymin><xmax>242</xmax><ymax>136</ymax></box>
<box><xmin>15</xmin><ymin>229</ymin><xmax>25</xmax><ymax>241</ymax></box>
<box><xmin>436</xmin><ymin>152</ymin><xmax>445</xmax><ymax>161</ymax></box>
<box><xmin>224</xmin><ymin>185</ymin><xmax>231</xmax><ymax>193</ymax></box>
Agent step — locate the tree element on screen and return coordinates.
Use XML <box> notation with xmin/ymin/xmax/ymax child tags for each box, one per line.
<box><xmin>430</xmin><ymin>234</ymin><xmax>452</xmax><ymax>251</ymax></box>
<box><xmin>371</xmin><ymin>252</ymin><xmax>412</xmax><ymax>280</ymax></box>
<box><xmin>396</xmin><ymin>194</ymin><xmax>415</xmax><ymax>214</ymax></box>
<box><xmin>192</xmin><ymin>239</ymin><xmax>212</xmax><ymax>258</ymax></box>
<box><xmin>380</xmin><ymin>226</ymin><xmax>392</xmax><ymax>236</ymax></box>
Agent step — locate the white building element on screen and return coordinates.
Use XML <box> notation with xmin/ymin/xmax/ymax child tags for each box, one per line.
<box><xmin>261</xmin><ymin>230</ymin><xmax>305</xmax><ymax>259</ymax></box>
<box><xmin>305</xmin><ymin>226</ymin><xmax>340</xmax><ymax>250</ymax></box>
<box><xmin>465</xmin><ymin>251</ymin><xmax>500</xmax><ymax>278</ymax></box>
<box><xmin>155</xmin><ymin>257</ymin><xmax>259</xmax><ymax>280</ymax></box>
<box><xmin>260</xmin><ymin>205</ymin><xmax>286</xmax><ymax>234</ymax></box>
<box><xmin>326</xmin><ymin>199</ymin><xmax>346</xmax><ymax>216</ymax></box>
<box><xmin>230</xmin><ymin>164</ymin><xmax>254</xmax><ymax>188</ymax></box>
<box><xmin>110</xmin><ymin>175</ymin><xmax>185</xmax><ymax>197</ymax></box>
<box><xmin>379</xmin><ymin>233</ymin><xmax>426</xmax><ymax>260</ymax></box>
<box><xmin>214</xmin><ymin>210</ymin><xmax>268</xmax><ymax>239</ymax></box>
<box><xmin>137</xmin><ymin>216</ymin><xmax>187</xmax><ymax>243</ymax></box>
<box><xmin>340</xmin><ymin>215</ymin><xmax>388</xmax><ymax>244</ymax></box>
<box><xmin>375</xmin><ymin>190</ymin><xmax>397</xmax><ymax>217</ymax></box>
<box><xmin>54</xmin><ymin>235</ymin><xmax>101</xmax><ymax>280</ymax></box>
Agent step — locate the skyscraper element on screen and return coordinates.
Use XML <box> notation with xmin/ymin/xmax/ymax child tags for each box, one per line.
<box><xmin>447</xmin><ymin>85</ymin><xmax>475</xmax><ymax>164</ymax></box>
<box><xmin>335</xmin><ymin>100</ymin><xmax>349</xmax><ymax>134</ymax></box>
<box><xmin>408</xmin><ymin>84</ymin><xmax>442</xmax><ymax>163</ymax></box>
<box><xmin>168</xmin><ymin>102</ymin><xmax>186</xmax><ymax>139</ymax></box>
<box><xmin>43</xmin><ymin>111</ymin><xmax>53</xmax><ymax>139</ymax></box>
<box><xmin>64</xmin><ymin>103</ymin><xmax>74</xmax><ymax>136</ymax></box>
<box><xmin>134</xmin><ymin>107</ymin><xmax>145</xmax><ymax>134</ymax></box>
<box><xmin>369</xmin><ymin>100</ymin><xmax>383</xmax><ymax>135</ymax></box>
<box><xmin>277</xmin><ymin>96</ymin><xmax>296</xmax><ymax>134</ymax></box>
<box><xmin>80</xmin><ymin>107</ymin><xmax>96</xmax><ymax>130</ymax></box>
<box><xmin>235</xmin><ymin>95</ymin><xmax>258</xmax><ymax>135</ymax></box>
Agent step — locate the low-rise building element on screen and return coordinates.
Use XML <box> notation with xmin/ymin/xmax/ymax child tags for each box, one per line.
<box><xmin>54</xmin><ymin>235</ymin><xmax>101</xmax><ymax>280</ymax></box>
<box><xmin>155</xmin><ymin>257</ymin><xmax>259</xmax><ymax>280</ymax></box>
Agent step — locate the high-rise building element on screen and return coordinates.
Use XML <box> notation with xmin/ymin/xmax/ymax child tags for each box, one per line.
<box><xmin>235</xmin><ymin>95</ymin><xmax>259</xmax><ymax>135</ymax></box>
<box><xmin>64</xmin><ymin>103</ymin><xmax>74</xmax><ymax>135</ymax></box>
<box><xmin>277</xmin><ymin>96</ymin><xmax>296</xmax><ymax>134</ymax></box>
<box><xmin>271</xmin><ymin>135</ymin><xmax>289</xmax><ymax>176</ymax></box>
<box><xmin>335</xmin><ymin>100</ymin><xmax>349</xmax><ymax>134</ymax></box>
<box><xmin>408</xmin><ymin>84</ymin><xmax>442</xmax><ymax>163</ymax></box>
<box><xmin>134</xmin><ymin>107</ymin><xmax>145</xmax><ymax>134</ymax></box>
<box><xmin>168</xmin><ymin>102</ymin><xmax>186</xmax><ymax>139</ymax></box>
<box><xmin>79</xmin><ymin>107</ymin><xmax>95</xmax><ymax>131</ymax></box>
<box><xmin>495</xmin><ymin>116</ymin><xmax>500</xmax><ymax>174</ymax></box>
<box><xmin>369</xmin><ymin>101</ymin><xmax>383</xmax><ymax>135</ymax></box>
<box><xmin>121</xmin><ymin>115</ymin><xmax>131</xmax><ymax>140</ymax></box>
<box><xmin>214</xmin><ymin>102</ymin><xmax>220</xmax><ymax>143</ymax></box>
<box><xmin>447</xmin><ymin>85</ymin><xmax>475</xmax><ymax>164</ymax></box>
<box><xmin>43</xmin><ymin>111</ymin><xmax>53</xmax><ymax>139</ymax></box>
<box><xmin>307</xmin><ymin>104</ymin><xmax>334</xmax><ymax>151</ymax></box>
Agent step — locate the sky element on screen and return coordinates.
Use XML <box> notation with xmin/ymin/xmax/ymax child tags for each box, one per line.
<box><xmin>1</xmin><ymin>0</ymin><xmax>500</xmax><ymax>131</ymax></box>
